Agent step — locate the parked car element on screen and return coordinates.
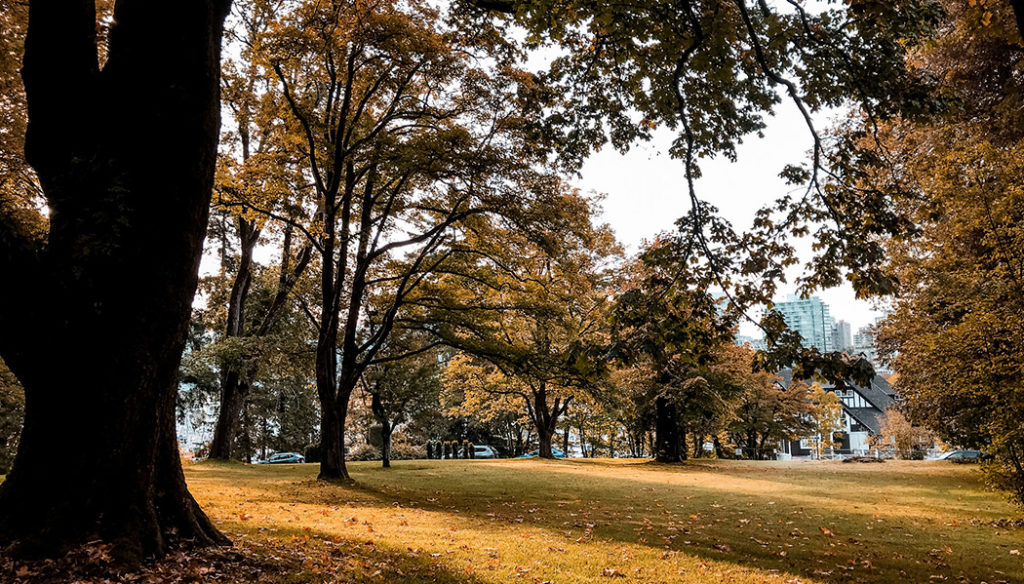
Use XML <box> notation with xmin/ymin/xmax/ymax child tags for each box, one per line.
<box><xmin>472</xmin><ymin>444</ymin><xmax>500</xmax><ymax>459</ymax></box>
<box><xmin>256</xmin><ymin>452</ymin><xmax>306</xmax><ymax>464</ymax></box>
<box><xmin>938</xmin><ymin>450</ymin><xmax>993</xmax><ymax>461</ymax></box>
<box><xmin>517</xmin><ymin>447</ymin><xmax>567</xmax><ymax>458</ymax></box>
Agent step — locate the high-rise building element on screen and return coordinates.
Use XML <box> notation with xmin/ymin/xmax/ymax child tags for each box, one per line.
<box><xmin>734</xmin><ymin>335</ymin><xmax>767</xmax><ymax>351</ymax></box>
<box><xmin>853</xmin><ymin>326</ymin><xmax>876</xmax><ymax>360</ymax></box>
<box><xmin>773</xmin><ymin>295</ymin><xmax>834</xmax><ymax>351</ymax></box>
<box><xmin>852</xmin><ymin>323</ymin><xmax>892</xmax><ymax>374</ymax></box>
<box><xmin>832</xmin><ymin>320</ymin><xmax>852</xmax><ymax>352</ymax></box>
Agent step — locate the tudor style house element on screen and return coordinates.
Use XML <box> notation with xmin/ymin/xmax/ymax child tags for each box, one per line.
<box><xmin>775</xmin><ymin>369</ymin><xmax>897</xmax><ymax>459</ymax></box>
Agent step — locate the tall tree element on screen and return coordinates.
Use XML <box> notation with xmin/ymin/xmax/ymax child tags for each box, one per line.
<box><xmin>463</xmin><ymin>0</ymin><xmax>942</xmax><ymax>302</ymax></box>
<box><xmin>723</xmin><ymin>346</ymin><xmax>817</xmax><ymax>460</ymax></box>
<box><xmin>0</xmin><ymin>0</ymin><xmax>232</xmax><ymax>559</ymax></box>
<box><xmin>255</xmin><ymin>0</ymin><xmax>573</xmax><ymax>479</ymax></box>
<box><xmin>206</xmin><ymin>0</ymin><xmax>313</xmax><ymax>460</ymax></box>
<box><xmin>183</xmin><ymin>258</ymin><xmax>318</xmax><ymax>460</ymax></box>
<box><xmin>417</xmin><ymin>190</ymin><xmax>617</xmax><ymax>459</ymax></box>
<box><xmin>852</xmin><ymin>0</ymin><xmax>1024</xmax><ymax>504</ymax></box>
<box><xmin>612</xmin><ymin>238</ymin><xmax>737</xmax><ymax>463</ymax></box>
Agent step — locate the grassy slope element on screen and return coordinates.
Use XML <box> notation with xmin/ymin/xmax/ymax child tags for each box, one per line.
<box><xmin>185</xmin><ymin>458</ymin><xmax>1023</xmax><ymax>584</ymax></box>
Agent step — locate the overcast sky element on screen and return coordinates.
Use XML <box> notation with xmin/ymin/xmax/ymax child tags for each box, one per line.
<box><xmin>575</xmin><ymin>106</ymin><xmax>888</xmax><ymax>337</ymax></box>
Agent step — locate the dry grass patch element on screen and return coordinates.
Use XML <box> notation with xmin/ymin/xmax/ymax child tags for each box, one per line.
<box><xmin>172</xmin><ymin>458</ymin><xmax>1024</xmax><ymax>584</ymax></box>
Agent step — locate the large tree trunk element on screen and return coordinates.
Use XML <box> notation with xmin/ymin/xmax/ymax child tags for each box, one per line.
<box><xmin>0</xmin><ymin>0</ymin><xmax>233</xmax><ymax>561</ymax></box>
<box><xmin>654</xmin><ymin>396</ymin><xmax>681</xmax><ymax>462</ymax></box>
<box><xmin>537</xmin><ymin>427</ymin><xmax>555</xmax><ymax>458</ymax></box>
<box><xmin>318</xmin><ymin>396</ymin><xmax>347</xmax><ymax>479</ymax></box>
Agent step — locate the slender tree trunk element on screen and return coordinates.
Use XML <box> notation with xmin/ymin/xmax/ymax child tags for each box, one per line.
<box><xmin>562</xmin><ymin>425</ymin><xmax>570</xmax><ymax>454</ymax></box>
<box><xmin>208</xmin><ymin>216</ymin><xmax>256</xmax><ymax>461</ymax></box>
<box><xmin>577</xmin><ymin>421</ymin><xmax>587</xmax><ymax>457</ymax></box>
<box><xmin>380</xmin><ymin>420</ymin><xmax>392</xmax><ymax>468</ymax></box>
<box><xmin>654</xmin><ymin>395</ymin><xmax>681</xmax><ymax>462</ymax></box>
<box><xmin>241</xmin><ymin>405</ymin><xmax>253</xmax><ymax>463</ymax></box>
<box><xmin>0</xmin><ymin>0</ymin><xmax>233</xmax><ymax>561</ymax></box>
<box><xmin>758</xmin><ymin>433</ymin><xmax>770</xmax><ymax>460</ymax></box>
<box><xmin>369</xmin><ymin>383</ymin><xmax>394</xmax><ymax>468</ymax></box>
<box><xmin>713</xmin><ymin>436</ymin><xmax>725</xmax><ymax>459</ymax></box>
<box><xmin>209</xmin><ymin>225</ymin><xmax>309</xmax><ymax>461</ymax></box>
<box><xmin>209</xmin><ymin>374</ymin><xmax>248</xmax><ymax>460</ymax></box>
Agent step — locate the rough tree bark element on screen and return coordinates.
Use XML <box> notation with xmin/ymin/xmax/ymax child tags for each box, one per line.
<box><xmin>0</xmin><ymin>0</ymin><xmax>233</xmax><ymax>561</ymax></box>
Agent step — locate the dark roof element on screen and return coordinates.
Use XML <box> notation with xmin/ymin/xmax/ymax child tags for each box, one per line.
<box><xmin>857</xmin><ymin>375</ymin><xmax>896</xmax><ymax>413</ymax></box>
<box><xmin>775</xmin><ymin>368</ymin><xmax>794</xmax><ymax>389</ymax></box>
<box><xmin>774</xmin><ymin>368</ymin><xmax>895</xmax><ymax>434</ymax></box>
<box><xmin>846</xmin><ymin>408</ymin><xmax>885</xmax><ymax>434</ymax></box>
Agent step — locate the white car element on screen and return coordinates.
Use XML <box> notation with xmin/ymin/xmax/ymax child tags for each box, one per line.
<box><xmin>473</xmin><ymin>445</ymin><xmax>499</xmax><ymax>459</ymax></box>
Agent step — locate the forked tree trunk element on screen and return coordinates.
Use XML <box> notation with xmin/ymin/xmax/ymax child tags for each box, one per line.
<box><xmin>528</xmin><ymin>383</ymin><xmax>569</xmax><ymax>459</ymax></box>
<box><xmin>0</xmin><ymin>0</ymin><xmax>233</xmax><ymax>561</ymax></box>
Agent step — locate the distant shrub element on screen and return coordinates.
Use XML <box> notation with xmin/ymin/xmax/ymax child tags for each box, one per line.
<box><xmin>348</xmin><ymin>443</ymin><xmax>380</xmax><ymax>461</ymax></box>
<box><xmin>391</xmin><ymin>442</ymin><xmax>425</xmax><ymax>460</ymax></box>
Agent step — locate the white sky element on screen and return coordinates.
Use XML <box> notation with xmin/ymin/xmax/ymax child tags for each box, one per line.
<box><xmin>576</xmin><ymin>106</ymin><xmax>887</xmax><ymax>337</ymax></box>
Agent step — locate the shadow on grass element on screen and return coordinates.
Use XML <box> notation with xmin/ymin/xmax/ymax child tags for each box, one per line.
<box><xmin>188</xmin><ymin>459</ymin><xmax>1023</xmax><ymax>584</ymax></box>
<box><xmin>217</xmin><ymin>523</ymin><xmax>494</xmax><ymax>584</ymax></box>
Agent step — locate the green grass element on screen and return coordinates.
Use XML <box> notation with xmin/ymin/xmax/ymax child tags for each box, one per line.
<box><xmin>185</xmin><ymin>458</ymin><xmax>1024</xmax><ymax>584</ymax></box>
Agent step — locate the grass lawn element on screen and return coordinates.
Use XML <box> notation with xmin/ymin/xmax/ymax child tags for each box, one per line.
<box><xmin>181</xmin><ymin>458</ymin><xmax>1022</xmax><ymax>584</ymax></box>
